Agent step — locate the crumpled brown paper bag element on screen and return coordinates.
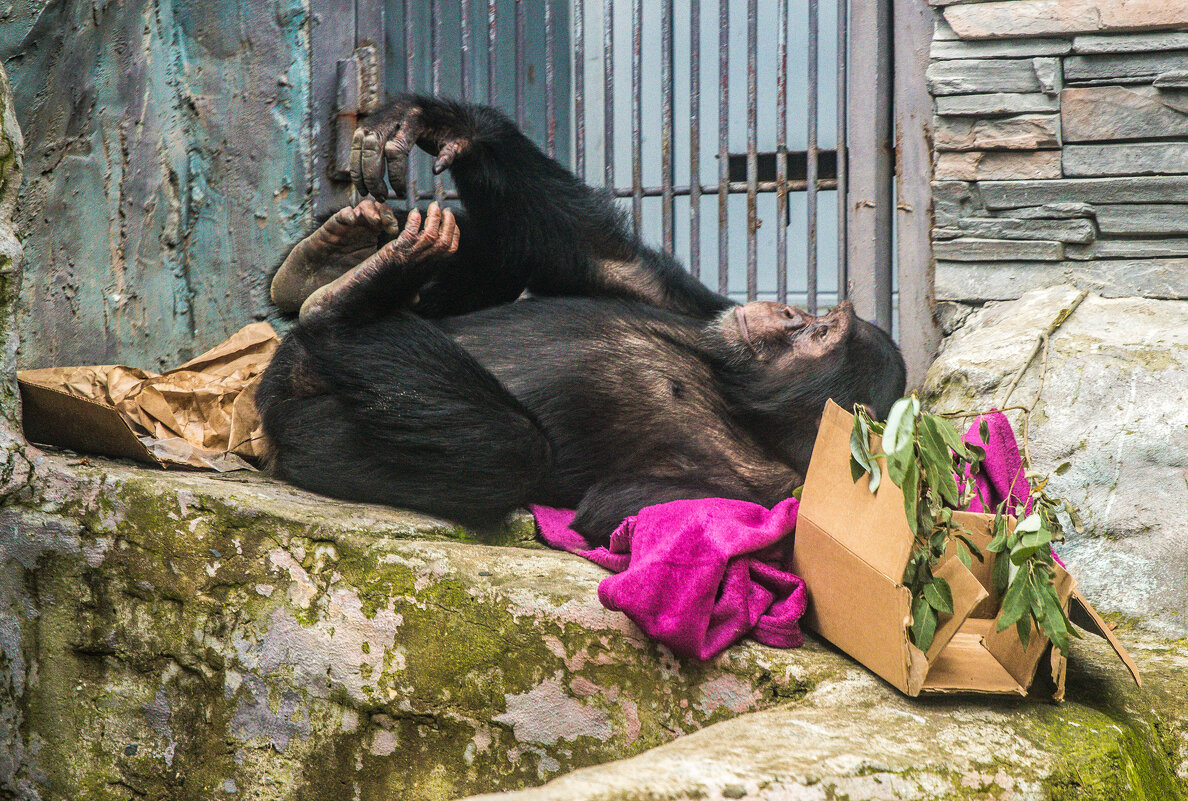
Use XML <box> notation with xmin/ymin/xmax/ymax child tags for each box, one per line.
<box><xmin>18</xmin><ymin>322</ymin><xmax>279</xmax><ymax>471</ymax></box>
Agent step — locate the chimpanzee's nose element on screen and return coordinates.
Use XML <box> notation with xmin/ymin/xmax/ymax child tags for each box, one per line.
<box><xmin>780</xmin><ymin>305</ymin><xmax>812</xmax><ymax>330</ymax></box>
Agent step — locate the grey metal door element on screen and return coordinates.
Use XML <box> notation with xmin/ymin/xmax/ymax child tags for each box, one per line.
<box><xmin>311</xmin><ymin>0</ymin><xmax>900</xmax><ymax>333</ymax></box>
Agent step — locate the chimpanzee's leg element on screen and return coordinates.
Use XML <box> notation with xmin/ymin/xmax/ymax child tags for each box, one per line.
<box><xmin>257</xmin><ymin>206</ymin><xmax>552</xmax><ymax>526</ymax></box>
<box><xmin>351</xmin><ymin>95</ymin><xmax>734</xmax><ymax>319</ymax></box>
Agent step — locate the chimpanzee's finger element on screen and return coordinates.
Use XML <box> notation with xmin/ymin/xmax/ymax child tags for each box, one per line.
<box><xmin>362</xmin><ymin>131</ymin><xmax>390</xmax><ymax>200</ymax></box>
<box><xmin>433</xmin><ymin>208</ymin><xmax>457</xmax><ymax>257</ymax></box>
<box><xmin>393</xmin><ymin>208</ymin><xmax>423</xmax><ymax>249</ymax></box>
<box><xmin>447</xmin><ymin>212</ymin><xmax>461</xmax><ymax>254</ymax></box>
<box><xmin>350</xmin><ymin>128</ymin><xmax>367</xmax><ymax>197</ymax></box>
<box><xmin>413</xmin><ymin>202</ymin><xmax>443</xmax><ymax>255</ymax></box>
<box><xmin>433</xmin><ymin>140</ymin><xmax>466</xmax><ymax>175</ymax></box>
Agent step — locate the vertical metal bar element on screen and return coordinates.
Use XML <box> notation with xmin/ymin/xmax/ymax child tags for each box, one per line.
<box><xmin>895</xmin><ymin>0</ymin><xmax>943</xmax><ymax>385</ymax></box>
<box><xmin>837</xmin><ymin>0</ymin><xmax>849</xmax><ymax>301</ymax></box>
<box><xmin>660</xmin><ymin>0</ymin><xmax>675</xmax><ymax>254</ymax></box>
<box><xmin>874</xmin><ymin>0</ymin><xmax>894</xmax><ymax>330</ymax></box>
<box><xmin>745</xmin><ymin>0</ymin><xmax>758</xmax><ymax>302</ymax></box>
<box><xmin>717</xmin><ymin>0</ymin><xmax>729</xmax><ymax>295</ymax></box>
<box><xmin>689</xmin><ymin>0</ymin><xmax>701</xmax><ymax>280</ymax></box>
<box><xmin>545</xmin><ymin>0</ymin><xmax>557</xmax><ymax>157</ymax></box>
<box><xmin>847</xmin><ymin>0</ymin><xmax>894</xmax><ymax>331</ymax></box>
<box><xmin>631</xmin><ymin>0</ymin><xmax>642</xmax><ymax>232</ymax></box>
<box><xmin>461</xmin><ymin>0</ymin><xmax>472</xmax><ymax>100</ymax></box>
<box><xmin>604</xmin><ymin>0</ymin><xmax>615</xmax><ymax>187</ymax></box>
<box><xmin>404</xmin><ymin>0</ymin><xmax>418</xmax><ymax>208</ymax></box>
<box><xmin>806</xmin><ymin>0</ymin><xmax>819</xmax><ymax>313</ymax></box>
<box><xmin>775</xmin><ymin>0</ymin><xmax>788</xmax><ymax>304</ymax></box>
<box><xmin>515</xmin><ymin>0</ymin><xmax>526</xmax><ymax>128</ymax></box>
<box><xmin>488</xmin><ymin>0</ymin><xmax>497</xmax><ymax>105</ymax></box>
<box><xmin>431</xmin><ymin>0</ymin><xmax>444</xmax><ymax>201</ymax></box>
<box><xmin>574</xmin><ymin>0</ymin><xmax>586</xmax><ymax>179</ymax></box>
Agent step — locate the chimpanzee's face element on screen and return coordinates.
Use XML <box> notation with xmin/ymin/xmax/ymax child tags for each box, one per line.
<box><xmin>717</xmin><ymin>299</ymin><xmax>906</xmax><ymax>422</ymax></box>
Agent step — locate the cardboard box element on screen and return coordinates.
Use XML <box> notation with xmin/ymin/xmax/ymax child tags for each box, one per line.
<box><xmin>791</xmin><ymin>400</ymin><xmax>1140</xmax><ymax>698</ymax></box>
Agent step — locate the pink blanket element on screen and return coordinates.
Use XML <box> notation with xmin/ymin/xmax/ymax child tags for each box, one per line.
<box><xmin>533</xmin><ymin>412</ymin><xmax>1039</xmax><ymax>660</ymax></box>
<box><xmin>533</xmin><ymin>498</ymin><xmax>805</xmax><ymax>660</ymax></box>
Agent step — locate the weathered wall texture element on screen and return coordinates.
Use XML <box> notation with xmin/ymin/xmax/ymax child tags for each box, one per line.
<box><xmin>922</xmin><ymin>1</ymin><xmax>1188</xmax><ymax>635</ymax></box>
<box><xmin>926</xmin><ymin>0</ymin><xmax>1188</xmax><ymax>303</ymax></box>
<box><xmin>0</xmin><ymin>0</ymin><xmax>311</xmax><ymax>371</ymax></box>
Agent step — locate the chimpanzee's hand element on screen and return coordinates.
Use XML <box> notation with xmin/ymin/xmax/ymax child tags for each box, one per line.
<box><xmin>350</xmin><ymin>96</ymin><xmax>473</xmax><ymax>200</ymax></box>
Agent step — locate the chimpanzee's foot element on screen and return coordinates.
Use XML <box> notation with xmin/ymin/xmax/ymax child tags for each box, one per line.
<box><xmin>299</xmin><ymin>202</ymin><xmax>460</xmax><ymax>323</ymax></box>
<box><xmin>271</xmin><ymin>199</ymin><xmax>405</xmax><ymax>313</ymax></box>
<box><xmin>351</xmin><ymin>95</ymin><xmax>475</xmax><ymax>200</ymax></box>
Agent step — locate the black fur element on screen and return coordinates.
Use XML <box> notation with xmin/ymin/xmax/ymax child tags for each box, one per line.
<box><xmin>257</xmin><ymin>95</ymin><xmax>906</xmax><ymax>542</ymax></box>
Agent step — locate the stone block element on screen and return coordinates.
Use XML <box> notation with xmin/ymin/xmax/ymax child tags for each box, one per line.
<box><xmin>1095</xmin><ymin>203</ymin><xmax>1188</xmax><ymax>235</ymax></box>
<box><xmin>932</xmin><ymin>237</ymin><xmax>1063</xmax><ymax>261</ymax></box>
<box><xmin>945</xmin><ymin>0</ymin><xmax>1188</xmax><ymax>40</ymax></box>
<box><xmin>1064</xmin><ymin>143</ymin><xmax>1188</xmax><ymax>176</ymax></box>
<box><xmin>1066</xmin><ymin>238</ymin><xmax>1188</xmax><ymax>260</ymax></box>
<box><xmin>934</xmin><ymin>150</ymin><xmax>1062</xmax><ymax>180</ymax></box>
<box><xmin>933</xmin><ymin>216</ymin><xmax>1095</xmax><ymax>244</ymax></box>
<box><xmin>1153</xmin><ymin>69</ymin><xmax>1188</xmax><ymax>89</ymax></box>
<box><xmin>1074</xmin><ymin>32</ymin><xmax>1188</xmax><ymax>54</ymax></box>
<box><xmin>1010</xmin><ymin>201</ymin><xmax>1096</xmax><ymax>219</ymax></box>
<box><xmin>932</xmin><ymin>180</ymin><xmax>989</xmax><ymax>225</ymax></box>
<box><xmin>1063</xmin><ymin>86</ymin><xmax>1188</xmax><ymax>142</ymax></box>
<box><xmin>930</xmin><ymin>38</ymin><xmax>1072</xmax><ymax>60</ymax></box>
<box><xmin>935</xmin><ymin>92</ymin><xmax>1059</xmax><ymax>116</ymax></box>
<box><xmin>926</xmin><ymin>58</ymin><xmax>1057</xmax><ymax>95</ymax></box>
<box><xmin>934</xmin><ymin>114</ymin><xmax>1060</xmax><ymax>151</ymax></box>
<box><xmin>979</xmin><ymin>176</ymin><xmax>1188</xmax><ymax>209</ymax></box>
<box><xmin>935</xmin><ymin>258</ymin><xmax>1188</xmax><ymax>299</ymax></box>
<box><xmin>1066</xmin><ymin>50</ymin><xmax>1188</xmax><ymax>84</ymax></box>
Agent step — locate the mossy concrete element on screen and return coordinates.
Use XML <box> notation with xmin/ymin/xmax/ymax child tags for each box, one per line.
<box><xmin>0</xmin><ymin>451</ymin><xmax>845</xmax><ymax>801</ymax></box>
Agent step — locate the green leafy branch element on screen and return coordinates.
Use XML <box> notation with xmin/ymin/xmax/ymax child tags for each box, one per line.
<box><xmin>849</xmin><ymin>397</ymin><xmax>1079</xmax><ymax>655</ymax></box>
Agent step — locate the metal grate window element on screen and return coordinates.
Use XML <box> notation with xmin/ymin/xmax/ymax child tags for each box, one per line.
<box><xmin>312</xmin><ymin>0</ymin><xmax>895</xmax><ymax>330</ymax></box>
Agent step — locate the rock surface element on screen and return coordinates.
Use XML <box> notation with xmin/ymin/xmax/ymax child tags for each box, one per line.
<box><xmin>463</xmin><ymin>632</ymin><xmax>1188</xmax><ymax>801</ymax></box>
<box><xmin>945</xmin><ymin>0</ymin><xmax>1188</xmax><ymax>39</ymax></box>
<box><xmin>923</xmin><ymin>286</ymin><xmax>1188</xmax><ymax>635</ymax></box>
<box><xmin>0</xmin><ymin>451</ymin><xmax>837</xmax><ymax>801</ymax></box>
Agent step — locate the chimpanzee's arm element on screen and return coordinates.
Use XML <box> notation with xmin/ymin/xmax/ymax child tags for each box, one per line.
<box><xmin>351</xmin><ymin>95</ymin><xmax>734</xmax><ymax>319</ymax></box>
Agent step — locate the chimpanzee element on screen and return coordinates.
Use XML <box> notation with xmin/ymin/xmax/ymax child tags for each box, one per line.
<box><xmin>256</xmin><ymin>94</ymin><xmax>906</xmax><ymax>542</ymax></box>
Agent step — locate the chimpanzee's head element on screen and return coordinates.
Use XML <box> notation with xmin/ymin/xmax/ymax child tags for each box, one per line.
<box><xmin>712</xmin><ymin>300</ymin><xmax>906</xmax><ymax>472</ymax></box>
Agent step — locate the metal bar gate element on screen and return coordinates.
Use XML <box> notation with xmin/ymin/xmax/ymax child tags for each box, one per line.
<box><xmin>313</xmin><ymin>0</ymin><xmax>899</xmax><ymax>334</ymax></box>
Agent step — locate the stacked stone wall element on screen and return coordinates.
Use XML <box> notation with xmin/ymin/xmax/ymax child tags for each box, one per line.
<box><xmin>926</xmin><ymin>0</ymin><xmax>1188</xmax><ymax>305</ymax></box>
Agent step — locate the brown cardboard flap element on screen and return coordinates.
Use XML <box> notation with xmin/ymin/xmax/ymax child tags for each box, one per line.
<box><xmin>922</xmin><ymin>627</ymin><xmax>1027</xmax><ymax>695</ymax></box>
<box><xmin>985</xmin><ymin>565</ymin><xmax>1075</xmax><ymax>688</ymax></box>
<box><xmin>1069</xmin><ymin>591</ymin><xmax>1142</xmax><ymax>688</ymax></box>
<box><xmin>926</xmin><ymin>556</ymin><xmax>990</xmax><ymax>663</ymax></box>
<box><xmin>18</xmin><ymin>380</ymin><xmax>162</xmax><ymax>466</ymax></box>
<box><xmin>800</xmin><ymin>401</ymin><xmax>914</xmax><ymax>580</ymax></box>
<box><xmin>791</xmin><ymin>516</ymin><xmax>915</xmax><ymax>692</ymax></box>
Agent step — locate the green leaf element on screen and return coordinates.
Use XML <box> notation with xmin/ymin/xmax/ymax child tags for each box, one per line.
<box><xmin>1016</xmin><ymin>617</ymin><xmax>1032</xmax><ymax>650</ymax></box>
<box><xmin>918</xmin><ymin>416</ymin><xmax>960</xmax><ymax>507</ymax></box>
<box><xmin>1010</xmin><ymin>543</ymin><xmax>1043</xmax><ymax>565</ymax></box>
<box><xmin>791</xmin><ymin>485</ymin><xmax>803</xmax><ymax>500</ymax></box>
<box><xmin>931</xmin><ymin>412</ymin><xmax>972</xmax><ymax>460</ymax></box>
<box><xmin>979</xmin><ymin>418</ymin><xmax>990</xmax><ymax>444</ymax></box>
<box><xmin>957</xmin><ymin>543</ymin><xmax>972</xmax><ymax>569</ymax></box>
<box><xmin>883</xmin><ymin>397</ymin><xmax>916</xmax><ymax>454</ymax></box>
<box><xmin>1040</xmin><ymin>589</ymin><xmax>1070</xmax><ymax>654</ymax></box>
<box><xmin>912</xmin><ymin>595</ymin><xmax>938</xmax><ymax>652</ymax></box>
<box><xmin>850</xmin><ymin>456</ymin><xmax>866</xmax><ymax>483</ymax></box>
<box><xmin>924</xmin><ymin>577</ymin><xmax>954</xmax><ymax>615</ymax></box>
<box><xmin>992</xmin><ymin>550</ymin><xmax>1010</xmax><ymax>597</ymax></box>
<box><xmin>901</xmin><ymin>462</ymin><xmax>919</xmax><ymax>536</ymax></box>
<box><xmin>1015</xmin><ymin>513</ymin><xmax>1043</xmax><ymax>534</ymax></box>
<box><xmin>1054</xmin><ymin>461</ymin><xmax>1071</xmax><ymax>476</ymax></box>
<box><xmin>956</xmin><ymin>533</ymin><xmax>984</xmax><ymax>563</ymax></box>
<box><xmin>987</xmin><ymin>512</ymin><xmax>1009</xmax><ymax>553</ymax></box>
<box><xmin>996</xmin><ymin>571</ymin><xmax>1030</xmax><ymax>632</ymax></box>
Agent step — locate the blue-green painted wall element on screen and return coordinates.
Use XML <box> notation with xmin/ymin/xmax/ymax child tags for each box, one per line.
<box><xmin>0</xmin><ymin>0</ymin><xmax>312</xmax><ymax>370</ymax></box>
